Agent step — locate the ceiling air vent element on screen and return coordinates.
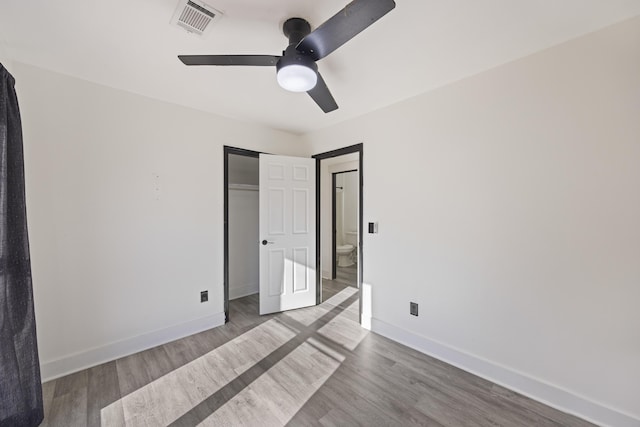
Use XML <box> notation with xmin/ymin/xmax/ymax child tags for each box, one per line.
<box><xmin>171</xmin><ymin>0</ymin><xmax>222</xmax><ymax>36</ymax></box>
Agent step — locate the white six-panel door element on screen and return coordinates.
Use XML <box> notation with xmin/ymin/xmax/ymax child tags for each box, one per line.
<box><xmin>259</xmin><ymin>154</ymin><xmax>316</xmax><ymax>315</ymax></box>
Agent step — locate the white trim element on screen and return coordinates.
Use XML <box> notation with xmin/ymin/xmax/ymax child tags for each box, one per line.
<box><xmin>229</xmin><ymin>284</ymin><xmax>258</xmax><ymax>300</ymax></box>
<box><xmin>40</xmin><ymin>312</ymin><xmax>226</xmax><ymax>382</ymax></box>
<box><xmin>370</xmin><ymin>318</ymin><xmax>639</xmax><ymax>427</ymax></box>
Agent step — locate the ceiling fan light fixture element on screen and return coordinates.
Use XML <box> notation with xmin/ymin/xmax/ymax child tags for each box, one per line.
<box><xmin>276</xmin><ymin>54</ymin><xmax>318</xmax><ymax>92</ymax></box>
<box><xmin>277</xmin><ymin>64</ymin><xmax>318</xmax><ymax>92</ymax></box>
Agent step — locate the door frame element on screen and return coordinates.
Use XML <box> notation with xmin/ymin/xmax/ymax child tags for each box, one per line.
<box><xmin>223</xmin><ymin>145</ymin><xmax>260</xmax><ymax>323</ymax></box>
<box><xmin>223</xmin><ymin>143</ymin><xmax>364</xmax><ymax>323</ymax></box>
<box><xmin>331</xmin><ymin>169</ymin><xmax>358</xmax><ymax>280</ymax></box>
<box><xmin>312</xmin><ymin>143</ymin><xmax>364</xmax><ymax>321</ymax></box>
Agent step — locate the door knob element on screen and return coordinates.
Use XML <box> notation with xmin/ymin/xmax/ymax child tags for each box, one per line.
<box><xmin>261</xmin><ymin>240</ymin><xmax>274</xmax><ymax>245</ymax></box>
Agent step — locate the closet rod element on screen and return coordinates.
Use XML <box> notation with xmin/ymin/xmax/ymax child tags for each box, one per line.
<box><xmin>228</xmin><ymin>183</ymin><xmax>259</xmax><ymax>191</ymax></box>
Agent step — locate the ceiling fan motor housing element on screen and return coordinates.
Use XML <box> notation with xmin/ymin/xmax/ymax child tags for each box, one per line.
<box><xmin>282</xmin><ymin>18</ymin><xmax>312</xmax><ymax>46</ymax></box>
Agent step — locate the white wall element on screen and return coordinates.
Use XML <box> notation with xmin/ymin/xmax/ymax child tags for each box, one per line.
<box><xmin>228</xmin><ymin>188</ymin><xmax>259</xmax><ymax>299</ymax></box>
<box><xmin>11</xmin><ymin>61</ymin><xmax>304</xmax><ymax>380</ymax></box>
<box><xmin>0</xmin><ymin>57</ymin><xmax>13</xmax><ymax>73</ymax></box>
<box><xmin>341</xmin><ymin>171</ymin><xmax>358</xmax><ymax>241</ymax></box>
<box><xmin>335</xmin><ymin>175</ymin><xmax>344</xmax><ymax>246</ymax></box>
<box><xmin>303</xmin><ymin>16</ymin><xmax>640</xmax><ymax>426</ymax></box>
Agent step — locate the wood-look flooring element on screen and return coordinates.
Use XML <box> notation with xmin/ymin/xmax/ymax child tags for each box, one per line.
<box><xmin>335</xmin><ymin>264</ymin><xmax>357</xmax><ymax>288</ymax></box>
<box><xmin>40</xmin><ymin>279</ymin><xmax>593</xmax><ymax>427</ymax></box>
<box><xmin>322</xmin><ymin>267</ymin><xmax>357</xmax><ymax>302</ymax></box>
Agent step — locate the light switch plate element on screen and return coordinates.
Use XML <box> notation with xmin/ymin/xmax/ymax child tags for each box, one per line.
<box><xmin>410</xmin><ymin>302</ymin><xmax>418</xmax><ymax>316</ymax></box>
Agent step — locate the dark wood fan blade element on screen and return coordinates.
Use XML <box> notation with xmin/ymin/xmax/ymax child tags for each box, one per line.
<box><xmin>307</xmin><ymin>73</ymin><xmax>338</xmax><ymax>113</ymax></box>
<box><xmin>296</xmin><ymin>0</ymin><xmax>396</xmax><ymax>61</ymax></box>
<box><xmin>178</xmin><ymin>55</ymin><xmax>280</xmax><ymax>66</ymax></box>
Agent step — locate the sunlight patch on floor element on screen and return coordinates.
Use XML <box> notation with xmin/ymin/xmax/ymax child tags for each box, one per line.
<box><xmin>318</xmin><ymin>300</ymin><xmax>368</xmax><ymax>351</ymax></box>
<box><xmin>197</xmin><ymin>339</ymin><xmax>343</xmax><ymax>426</ymax></box>
<box><xmin>100</xmin><ymin>286</ymin><xmax>362</xmax><ymax>426</ymax></box>
<box><xmin>323</xmin><ymin>285</ymin><xmax>358</xmax><ymax>307</ymax></box>
<box><xmin>100</xmin><ymin>319</ymin><xmax>296</xmax><ymax>426</ymax></box>
<box><xmin>197</xmin><ymin>338</ymin><xmax>347</xmax><ymax>426</ymax></box>
<box><xmin>283</xmin><ymin>285</ymin><xmax>357</xmax><ymax>326</ymax></box>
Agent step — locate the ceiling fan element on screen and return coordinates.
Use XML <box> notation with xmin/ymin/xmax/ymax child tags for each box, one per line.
<box><xmin>178</xmin><ymin>0</ymin><xmax>396</xmax><ymax>113</ymax></box>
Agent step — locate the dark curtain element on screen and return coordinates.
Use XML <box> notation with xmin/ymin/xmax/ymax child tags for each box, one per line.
<box><xmin>0</xmin><ymin>64</ymin><xmax>44</xmax><ymax>427</ymax></box>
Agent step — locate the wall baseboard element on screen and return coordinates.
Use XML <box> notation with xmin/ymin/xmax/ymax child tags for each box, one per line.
<box><xmin>229</xmin><ymin>283</ymin><xmax>258</xmax><ymax>300</ymax></box>
<box><xmin>41</xmin><ymin>312</ymin><xmax>226</xmax><ymax>382</ymax></box>
<box><xmin>370</xmin><ymin>318</ymin><xmax>639</xmax><ymax>427</ymax></box>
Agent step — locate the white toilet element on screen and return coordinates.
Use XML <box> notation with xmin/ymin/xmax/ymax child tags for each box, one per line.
<box><xmin>336</xmin><ymin>231</ymin><xmax>357</xmax><ymax>267</ymax></box>
<box><xmin>336</xmin><ymin>244</ymin><xmax>355</xmax><ymax>267</ymax></box>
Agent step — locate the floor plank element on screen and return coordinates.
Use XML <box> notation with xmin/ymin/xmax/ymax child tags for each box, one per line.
<box><xmin>40</xmin><ymin>281</ymin><xmax>594</xmax><ymax>427</ymax></box>
<box><xmin>87</xmin><ymin>361</ymin><xmax>121</xmax><ymax>427</ymax></box>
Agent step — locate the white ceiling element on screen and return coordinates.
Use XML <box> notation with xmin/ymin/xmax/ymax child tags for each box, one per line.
<box><xmin>1</xmin><ymin>0</ymin><xmax>640</xmax><ymax>134</ymax></box>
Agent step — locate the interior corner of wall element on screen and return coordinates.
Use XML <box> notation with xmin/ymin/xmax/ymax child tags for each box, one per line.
<box><xmin>0</xmin><ymin>55</ymin><xmax>14</xmax><ymax>72</ymax></box>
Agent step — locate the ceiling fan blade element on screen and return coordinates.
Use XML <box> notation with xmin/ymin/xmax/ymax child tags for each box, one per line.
<box><xmin>307</xmin><ymin>73</ymin><xmax>338</xmax><ymax>113</ymax></box>
<box><xmin>178</xmin><ymin>55</ymin><xmax>280</xmax><ymax>66</ymax></box>
<box><xmin>296</xmin><ymin>0</ymin><xmax>396</xmax><ymax>61</ymax></box>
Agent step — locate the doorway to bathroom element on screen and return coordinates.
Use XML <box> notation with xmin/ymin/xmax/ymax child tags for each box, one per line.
<box><xmin>313</xmin><ymin>144</ymin><xmax>363</xmax><ymax>320</ymax></box>
<box><xmin>332</xmin><ymin>170</ymin><xmax>358</xmax><ymax>287</ymax></box>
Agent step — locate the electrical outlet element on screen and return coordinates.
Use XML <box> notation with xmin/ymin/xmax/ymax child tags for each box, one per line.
<box><xmin>410</xmin><ymin>302</ymin><xmax>418</xmax><ymax>316</ymax></box>
<box><xmin>200</xmin><ymin>290</ymin><xmax>208</xmax><ymax>303</ymax></box>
